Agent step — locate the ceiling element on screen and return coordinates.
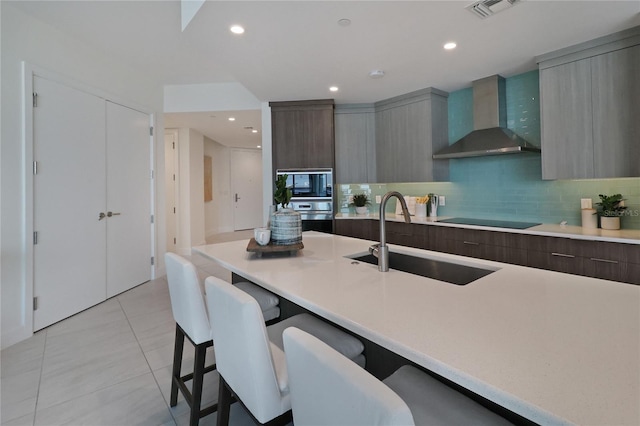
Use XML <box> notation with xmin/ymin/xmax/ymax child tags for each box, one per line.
<box><xmin>8</xmin><ymin>0</ymin><xmax>640</xmax><ymax>146</ymax></box>
<box><xmin>164</xmin><ymin>110</ymin><xmax>263</xmax><ymax>149</ymax></box>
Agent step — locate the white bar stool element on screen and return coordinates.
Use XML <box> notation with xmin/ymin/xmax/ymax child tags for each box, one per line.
<box><xmin>204</xmin><ymin>276</ymin><xmax>365</xmax><ymax>426</ymax></box>
<box><xmin>283</xmin><ymin>327</ymin><xmax>514</xmax><ymax>426</ymax></box>
<box><xmin>164</xmin><ymin>253</ymin><xmax>279</xmax><ymax>426</ymax></box>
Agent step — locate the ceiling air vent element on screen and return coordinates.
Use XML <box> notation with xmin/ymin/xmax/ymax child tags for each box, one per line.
<box><xmin>466</xmin><ymin>0</ymin><xmax>519</xmax><ymax>19</ymax></box>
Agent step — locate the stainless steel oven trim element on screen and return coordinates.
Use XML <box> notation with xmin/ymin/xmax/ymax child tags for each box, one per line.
<box><xmin>276</xmin><ymin>168</ymin><xmax>335</xmax><ymax>221</ymax></box>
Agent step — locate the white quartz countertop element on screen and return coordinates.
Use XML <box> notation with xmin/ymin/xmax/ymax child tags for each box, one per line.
<box><xmin>194</xmin><ymin>232</ymin><xmax>639</xmax><ymax>425</ymax></box>
<box><xmin>336</xmin><ymin>212</ymin><xmax>640</xmax><ymax>244</ymax></box>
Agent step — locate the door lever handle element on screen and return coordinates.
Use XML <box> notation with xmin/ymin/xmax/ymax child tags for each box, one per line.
<box><xmin>99</xmin><ymin>212</ymin><xmax>106</xmax><ymax>221</ymax></box>
<box><xmin>107</xmin><ymin>211</ymin><xmax>121</xmax><ymax>217</ymax></box>
<box><xmin>235</xmin><ymin>193</ymin><xmax>240</xmax><ymax>202</ymax></box>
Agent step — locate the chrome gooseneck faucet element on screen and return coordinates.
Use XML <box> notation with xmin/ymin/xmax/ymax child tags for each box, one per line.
<box><xmin>369</xmin><ymin>191</ymin><xmax>411</xmax><ymax>272</ymax></box>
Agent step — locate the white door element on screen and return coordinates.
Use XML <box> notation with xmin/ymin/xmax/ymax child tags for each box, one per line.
<box><xmin>105</xmin><ymin>101</ymin><xmax>152</xmax><ymax>298</ymax></box>
<box><xmin>33</xmin><ymin>76</ymin><xmax>107</xmax><ymax>330</ymax></box>
<box><xmin>230</xmin><ymin>149</ymin><xmax>263</xmax><ymax>230</ymax></box>
<box><xmin>164</xmin><ymin>131</ymin><xmax>178</xmax><ymax>252</ymax></box>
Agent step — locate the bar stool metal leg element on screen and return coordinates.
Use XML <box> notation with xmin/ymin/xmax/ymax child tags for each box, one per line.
<box><xmin>190</xmin><ymin>342</ymin><xmax>207</xmax><ymax>426</ymax></box>
<box><xmin>216</xmin><ymin>376</ymin><xmax>232</xmax><ymax>426</ymax></box>
<box><xmin>170</xmin><ymin>324</ymin><xmax>185</xmax><ymax>407</ymax></box>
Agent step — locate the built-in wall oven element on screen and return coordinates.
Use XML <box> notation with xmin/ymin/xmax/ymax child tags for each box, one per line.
<box><xmin>276</xmin><ymin>168</ymin><xmax>334</xmax><ymax>233</ymax></box>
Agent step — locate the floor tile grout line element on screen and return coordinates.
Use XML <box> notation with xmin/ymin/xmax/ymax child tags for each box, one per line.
<box><xmin>31</xmin><ymin>329</ymin><xmax>48</xmax><ymax>426</ymax></box>
<box><xmin>32</xmin><ymin>300</ymin><xmax>154</xmax><ymax>418</ymax></box>
<box><xmin>116</xmin><ymin>294</ymin><xmax>179</xmax><ymax>425</ymax></box>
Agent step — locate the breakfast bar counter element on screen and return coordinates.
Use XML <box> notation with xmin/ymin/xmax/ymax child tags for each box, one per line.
<box><xmin>194</xmin><ymin>232</ymin><xmax>639</xmax><ymax>426</ymax></box>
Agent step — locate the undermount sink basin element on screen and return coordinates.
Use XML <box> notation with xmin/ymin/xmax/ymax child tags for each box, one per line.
<box><xmin>347</xmin><ymin>252</ymin><xmax>496</xmax><ymax>285</ymax></box>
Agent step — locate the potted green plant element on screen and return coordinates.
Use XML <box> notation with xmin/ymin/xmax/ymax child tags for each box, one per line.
<box><xmin>351</xmin><ymin>193</ymin><xmax>370</xmax><ymax>215</ymax></box>
<box><xmin>595</xmin><ymin>193</ymin><xmax>627</xmax><ymax>230</ymax></box>
<box><xmin>273</xmin><ymin>174</ymin><xmax>292</xmax><ymax>209</ymax></box>
<box><xmin>271</xmin><ymin>174</ymin><xmax>302</xmax><ymax>245</ymax></box>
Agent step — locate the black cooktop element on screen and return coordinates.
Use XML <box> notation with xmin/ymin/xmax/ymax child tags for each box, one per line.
<box><xmin>437</xmin><ymin>217</ymin><xmax>541</xmax><ymax>229</ymax></box>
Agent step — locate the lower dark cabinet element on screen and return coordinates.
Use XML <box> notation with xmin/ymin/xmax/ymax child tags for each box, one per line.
<box><xmin>334</xmin><ymin>219</ymin><xmax>377</xmax><ymax>241</ymax></box>
<box><xmin>527</xmin><ymin>251</ymin><xmax>585</xmax><ymax>276</ymax></box>
<box><xmin>334</xmin><ymin>220</ymin><xmax>638</xmax><ymax>285</ymax></box>
<box><xmin>583</xmin><ymin>259</ymin><xmax>640</xmax><ymax>285</ymax></box>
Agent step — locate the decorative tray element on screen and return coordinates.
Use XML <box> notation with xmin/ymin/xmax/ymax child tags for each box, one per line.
<box><xmin>246</xmin><ymin>238</ymin><xmax>304</xmax><ymax>257</ymax></box>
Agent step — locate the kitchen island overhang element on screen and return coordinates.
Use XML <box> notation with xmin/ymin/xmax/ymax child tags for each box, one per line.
<box><xmin>193</xmin><ymin>232</ymin><xmax>640</xmax><ymax>426</ymax></box>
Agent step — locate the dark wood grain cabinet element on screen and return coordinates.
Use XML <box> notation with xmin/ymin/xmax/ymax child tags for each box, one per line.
<box><xmin>335</xmin><ymin>219</ymin><xmax>639</xmax><ymax>285</ymax></box>
<box><xmin>527</xmin><ymin>236</ymin><xmax>640</xmax><ymax>284</ymax></box>
<box><xmin>270</xmin><ymin>99</ymin><xmax>335</xmax><ymax>170</ymax></box>
<box><xmin>334</xmin><ymin>219</ymin><xmax>377</xmax><ymax>241</ymax></box>
<box><xmin>526</xmin><ymin>235</ymin><xmax>585</xmax><ymax>275</ymax></box>
<box><xmin>432</xmin><ymin>226</ymin><xmax>528</xmax><ymax>265</ymax></box>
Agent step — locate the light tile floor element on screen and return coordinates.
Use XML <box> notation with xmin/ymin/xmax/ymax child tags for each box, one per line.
<box><xmin>1</xmin><ymin>231</ymin><xmax>258</xmax><ymax>426</ymax></box>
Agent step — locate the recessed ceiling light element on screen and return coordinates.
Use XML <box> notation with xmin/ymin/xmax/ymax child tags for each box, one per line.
<box><xmin>257</xmin><ymin>145</ymin><xmax>261</xmax><ymax>148</ymax></box>
<box><xmin>252</xmin><ymin>129</ymin><xmax>258</xmax><ymax>133</ymax></box>
<box><xmin>228</xmin><ymin>117</ymin><xmax>235</xmax><ymax>121</ymax></box>
<box><xmin>337</xmin><ymin>18</ymin><xmax>351</xmax><ymax>27</ymax></box>
<box><xmin>230</xmin><ymin>25</ymin><xmax>245</xmax><ymax>34</ymax></box>
<box><xmin>368</xmin><ymin>70</ymin><xmax>385</xmax><ymax>79</ymax></box>
<box><xmin>329</xmin><ymin>86</ymin><xmax>339</xmax><ymax>92</ymax></box>
<box><xmin>444</xmin><ymin>42</ymin><xmax>457</xmax><ymax>50</ymax></box>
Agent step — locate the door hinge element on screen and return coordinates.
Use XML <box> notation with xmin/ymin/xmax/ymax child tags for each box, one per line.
<box><xmin>172</xmin><ymin>142</ymin><xmax>175</xmax><ymax>149</ymax></box>
<box><xmin>173</xmin><ymin>237</ymin><xmax>176</xmax><ymax>244</ymax></box>
<box><xmin>33</xmin><ymin>92</ymin><xmax>38</xmax><ymax>107</ymax></box>
<box><xmin>173</xmin><ymin>174</ymin><xmax>175</xmax><ymax>181</ymax></box>
<box><xmin>173</xmin><ymin>206</ymin><xmax>176</xmax><ymax>214</ymax></box>
<box><xmin>33</xmin><ymin>161</ymin><xmax>38</xmax><ymax>175</ymax></box>
<box><xmin>151</xmin><ymin>170</ymin><xmax>154</xmax><ymax>179</ymax></box>
<box><xmin>151</xmin><ymin>256</ymin><xmax>155</xmax><ymax>266</ymax></box>
<box><xmin>33</xmin><ymin>231</ymin><xmax>38</xmax><ymax>245</ymax></box>
<box><xmin>150</xmin><ymin>127</ymin><xmax>154</xmax><ymax>136</ymax></box>
<box><xmin>33</xmin><ymin>297</ymin><xmax>38</xmax><ymax>311</ymax></box>
<box><xmin>150</xmin><ymin>214</ymin><xmax>154</xmax><ymax>224</ymax></box>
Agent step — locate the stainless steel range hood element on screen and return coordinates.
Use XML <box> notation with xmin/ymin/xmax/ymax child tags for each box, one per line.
<box><xmin>433</xmin><ymin>75</ymin><xmax>541</xmax><ymax>159</ymax></box>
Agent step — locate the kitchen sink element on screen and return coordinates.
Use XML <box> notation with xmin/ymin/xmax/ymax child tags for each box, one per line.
<box><xmin>347</xmin><ymin>252</ymin><xmax>496</xmax><ymax>285</ymax></box>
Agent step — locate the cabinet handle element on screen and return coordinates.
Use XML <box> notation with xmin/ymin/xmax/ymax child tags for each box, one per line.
<box><xmin>551</xmin><ymin>252</ymin><xmax>575</xmax><ymax>258</ymax></box>
<box><xmin>463</xmin><ymin>241</ymin><xmax>480</xmax><ymax>245</ymax></box>
<box><xmin>590</xmin><ymin>258</ymin><xmax>619</xmax><ymax>264</ymax></box>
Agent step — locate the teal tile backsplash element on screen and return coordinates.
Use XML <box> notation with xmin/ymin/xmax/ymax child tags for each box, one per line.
<box><xmin>338</xmin><ymin>70</ymin><xmax>640</xmax><ymax>229</ymax></box>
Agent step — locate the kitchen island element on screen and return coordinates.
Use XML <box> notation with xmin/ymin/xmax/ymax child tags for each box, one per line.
<box><xmin>194</xmin><ymin>232</ymin><xmax>639</xmax><ymax>426</ymax></box>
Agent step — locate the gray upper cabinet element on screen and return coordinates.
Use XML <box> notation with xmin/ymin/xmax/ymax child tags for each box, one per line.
<box><xmin>538</xmin><ymin>26</ymin><xmax>640</xmax><ymax>179</ymax></box>
<box><xmin>374</xmin><ymin>88</ymin><xmax>449</xmax><ymax>183</ymax></box>
<box><xmin>334</xmin><ymin>105</ymin><xmax>376</xmax><ymax>184</ymax></box>
<box><xmin>591</xmin><ymin>45</ymin><xmax>640</xmax><ymax>178</ymax></box>
<box><xmin>540</xmin><ymin>59</ymin><xmax>594</xmax><ymax>179</ymax></box>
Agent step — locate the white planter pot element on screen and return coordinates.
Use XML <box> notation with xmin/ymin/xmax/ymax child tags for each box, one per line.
<box><xmin>600</xmin><ymin>216</ymin><xmax>621</xmax><ymax>230</ymax></box>
<box><xmin>271</xmin><ymin>208</ymin><xmax>302</xmax><ymax>245</ymax></box>
<box><xmin>355</xmin><ymin>206</ymin><xmax>368</xmax><ymax>215</ymax></box>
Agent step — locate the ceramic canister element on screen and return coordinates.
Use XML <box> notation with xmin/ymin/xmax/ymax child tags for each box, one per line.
<box><xmin>270</xmin><ymin>208</ymin><xmax>302</xmax><ymax>245</ymax></box>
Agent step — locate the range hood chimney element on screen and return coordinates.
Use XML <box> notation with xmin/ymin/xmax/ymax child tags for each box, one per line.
<box><xmin>433</xmin><ymin>75</ymin><xmax>540</xmax><ymax>159</ymax></box>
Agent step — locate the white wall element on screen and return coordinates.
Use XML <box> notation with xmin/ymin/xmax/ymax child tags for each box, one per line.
<box><xmin>164</xmin><ymin>82</ymin><xmax>261</xmax><ymax>112</ymax></box>
<box><xmin>188</xmin><ymin>129</ymin><xmax>206</xmax><ymax>248</ymax></box>
<box><xmin>175</xmin><ymin>128</ymin><xmax>206</xmax><ymax>254</ymax></box>
<box><xmin>0</xmin><ymin>3</ymin><xmax>165</xmax><ymax>349</ymax></box>
<box><xmin>204</xmin><ymin>137</ymin><xmax>234</xmax><ymax>236</ymax></box>
<box><xmin>261</xmin><ymin>102</ymin><xmax>274</xmax><ymax>224</ymax></box>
